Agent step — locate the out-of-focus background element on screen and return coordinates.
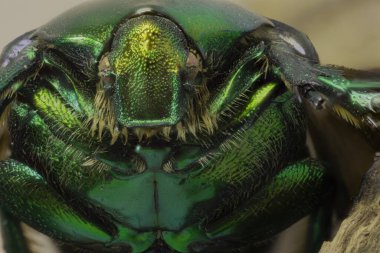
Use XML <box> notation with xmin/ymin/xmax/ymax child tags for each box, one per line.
<box><xmin>0</xmin><ymin>0</ymin><xmax>379</xmax><ymax>253</ymax></box>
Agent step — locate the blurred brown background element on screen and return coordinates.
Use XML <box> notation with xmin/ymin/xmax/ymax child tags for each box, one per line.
<box><xmin>0</xmin><ymin>0</ymin><xmax>379</xmax><ymax>252</ymax></box>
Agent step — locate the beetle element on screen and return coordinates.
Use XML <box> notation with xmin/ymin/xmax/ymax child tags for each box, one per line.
<box><xmin>0</xmin><ymin>0</ymin><xmax>379</xmax><ymax>252</ymax></box>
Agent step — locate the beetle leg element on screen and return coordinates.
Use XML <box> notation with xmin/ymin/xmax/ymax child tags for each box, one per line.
<box><xmin>250</xmin><ymin>25</ymin><xmax>380</xmax><ymax>138</ymax></box>
<box><xmin>0</xmin><ymin>32</ymin><xmax>41</xmax><ymax>113</ymax></box>
<box><xmin>208</xmin><ymin>43</ymin><xmax>267</xmax><ymax>116</ymax></box>
<box><xmin>0</xmin><ymin>159</ymin><xmax>114</xmax><ymax>246</ymax></box>
<box><xmin>39</xmin><ymin>50</ymin><xmax>96</xmax><ymax>118</ymax></box>
<box><xmin>266</xmin><ymin>34</ymin><xmax>380</xmax><ymax>133</ymax></box>
<box><xmin>204</xmin><ymin>159</ymin><xmax>330</xmax><ymax>247</ymax></box>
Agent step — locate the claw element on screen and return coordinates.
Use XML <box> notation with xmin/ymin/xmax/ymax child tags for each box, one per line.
<box><xmin>307</xmin><ymin>91</ymin><xmax>325</xmax><ymax>110</ymax></box>
<box><xmin>374</xmin><ymin>152</ymin><xmax>380</xmax><ymax>162</ymax></box>
<box><xmin>371</xmin><ymin>95</ymin><xmax>380</xmax><ymax>113</ymax></box>
<box><xmin>110</xmin><ymin>127</ymin><xmax>120</xmax><ymax>145</ymax></box>
<box><xmin>365</xmin><ymin>115</ymin><xmax>380</xmax><ymax>130</ymax></box>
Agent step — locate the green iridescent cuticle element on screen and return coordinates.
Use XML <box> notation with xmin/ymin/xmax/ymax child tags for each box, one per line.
<box><xmin>238</xmin><ymin>82</ymin><xmax>278</xmax><ymax>120</ymax></box>
<box><xmin>209</xmin><ymin>45</ymin><xmax>265</xmax><ymax>115</ymax></box>
<box><xmin>109</xmin><ymin>15</ymin><xmax>188</xmax><ymax>127</ymax></box>
<box><xmin>58</xmin><ymin>36</ymin><xmax>105</xmax><ymax>57</ymax></box>
<box><xmin>33</xmin><ymin>88</ymin><xmax>81</xmax><ymax>129</ymax></box>
<box><xmin>0</xmin><ymin>1</ymin><xmax>337</xmax><ymax>251</ymax></box>
<box><xmin>319</xmin><ymin>75</ymin><xmax>380</xmax><ymax>91</ymax></box>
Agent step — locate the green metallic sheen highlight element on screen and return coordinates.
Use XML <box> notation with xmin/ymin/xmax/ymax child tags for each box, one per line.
<box><xmin>211</xmin><ymin>72</ymin><xmax>262</xmax><ymax>115</ymax></box>
<box><xmin>37</xmin><ymin>0</ymin><xmax>272</xmax><ymax>61</ymax></box>
<box><xmin>9</xmin><ymin>81</ymin><xmax>23</xmax><ymax>91</ymax></box>
<box><xmin>350</xmin><ymin>91</ymin><xmax>379</xmax><ymax>109</ymax></box>
<box><xmin>0</xmin><ymin>160</ymin><xmax>112</xmax><ymax>244</ymax></box>
<box><xmin>87</xmin><ymin>145</ymin><xmax>216</xmax><ymax>231</ymax></box>
<box><xmin>10</xmin><ymin>104</ymin><xmax>106</xmax><ymax>190</ymax></box>
<box><xmin>162</xmin><ymin>158</ymin><xmax>328</xmax><ymax>253</ymax></box>
<box><xmin>8</xmin><ymin>105</ymin><xmax>159</xmax><ymax>250</ymax></box>
<box><xmin>47</xmin><ymin>77</ymin><xmax>82</xmax><ymax>113</ymax></box>
<box><xmin>0</xmin><ymin>1</ymin><xmax>341</xmax><ymax>252</ymax></box>
<box><xmin>109</xmin><ymin>15</ymin><xmax>188</xmax><ymax>127</ymax></box>
<box><xmin>33</xmin><ymin>88</ymin><xmax>82</xmax><ymax>129</ymax></box>
<box><xmin>319</xmin><ymin>75</ymin><xmax>380</xmax><ymax>92</ymax></box>
<box><xmin>209</xmin><ymin>44</ymin><xmax>265</xmax><ymax>115</ymax></box>
<box><xmin>318</xmin><ymin>75</ymin><xmax>380</xmax><ymax>116</ymax></box>
<box><xmin>28</xmin><ymin>80</ymin><xmax>95</xmax><ymax>148</ymax></box>
<box><xmin>206</xmin><ymin>159</ymin><xmax>329</xmax><ymax>242</ymax></box>
<box><xmin>25</xmin><ymin>47</ymin><xmax>37</xmax><ymax>61</ymax></box>
<box><xmin>0</xmin><ymin>43</ymin><xmax>37</xmax><ymax>91</ymax></box>
<box><xmin>162</xmin><ymin>225</ymin><xmax>208</xmax><ymax>253</ymax></box>
<box><xmin>238</xmin><ymin>82</ymin><xmax>278</xmax><ymax>120</ymax></box>
<box><xmin>5</xmin><ymin>90</ymin><xmax>328</xmax><ymax>253</ymax></box>
<box><xmin>345</xmin><ymin>80</ymin><xmax>380</xmax><ymax>89</ymax></box>
<box><xmin>200</xmin><ymin>92</ymin><xmax>305</xmax><ymax>185</ymax></box>
<box><xmin>318</xmin><ymin>76</ymin><xmax>347</xmax><ymax>92</ymax></box>
<box><xmin>41</xmin><ymin>51</ymin><xmax>95</xmax><ymax>117</ymax></box>
<box><xmin>55</xmin><ymin>36</ymin><xmax>105</xmax><ymax>57</ymax></box>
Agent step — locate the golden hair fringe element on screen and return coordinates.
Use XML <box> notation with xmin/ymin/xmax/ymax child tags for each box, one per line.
<box><xmin>91</xmin><ymin>78</ymin><xmax>218</xmax><ymax>145</ymax></box>
<box><xmin>332</xmin><ymin>104</ymin><xmax>361</xmax><ymax>129</ymax></box>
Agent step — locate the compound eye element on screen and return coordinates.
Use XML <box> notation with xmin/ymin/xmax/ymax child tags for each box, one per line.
<box><xmin>186</xmin><ymin>50</ymin><xmax>202</xmax><ymax>80</ymax></box>
<box><xmin>184</xmin><ymin>50</ymin><xmax>203</xmax><ymax>90</ymax></box>
<box><xmin>98</xmin><ymin>55</ymin><xmax>116</xmax><ymax>90</ymax></box>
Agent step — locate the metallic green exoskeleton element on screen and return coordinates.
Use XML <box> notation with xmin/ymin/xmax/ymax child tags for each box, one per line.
<box><xmin>0</xmin><ymin>0</ymin><xmax>379</xmax><ymax>253</ymax></box>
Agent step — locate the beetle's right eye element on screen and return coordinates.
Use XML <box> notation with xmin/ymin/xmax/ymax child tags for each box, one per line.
<box><xmin>98</xmin><ymin>55</ymin><xmax>116</xmax><ymax>91</ymax></box>
<box><xmin>185</xmin><ymin>50</ymin><xmax>203</xmax><ymax>87</ymax></box>
<box><xmin>102</xmin><ymin>73</ymin><xmax>116</xmax><ymax>88</ymax></box>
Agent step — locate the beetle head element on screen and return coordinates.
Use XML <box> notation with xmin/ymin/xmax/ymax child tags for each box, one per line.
<box><xmin>99</xmin><ymin>15</ymin><xmax>198</xmax><ymax>128</ymax></box>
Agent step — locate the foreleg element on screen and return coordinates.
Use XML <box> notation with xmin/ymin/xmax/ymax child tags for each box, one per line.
<box><xmin>0</xmin><ymin>159</ymin><xmax>113</xmax><ymax>251</ymax></box>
